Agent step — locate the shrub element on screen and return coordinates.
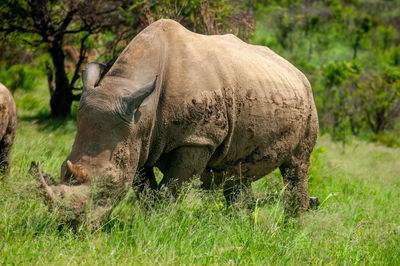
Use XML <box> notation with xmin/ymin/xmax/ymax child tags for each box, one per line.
<box><xmin>0</xmin><ymin>63</ymin><xmax>42</xmax><ymax>92</ymax></box>
<box><xmin>356</xmin><ymin>67</ymin><xmax>400</xmax><ymax>134</ymax></box>
<box><xmin>321</xmin><ymin>60</ymin><xmax>361</xmax><ymax>142</ymax></box>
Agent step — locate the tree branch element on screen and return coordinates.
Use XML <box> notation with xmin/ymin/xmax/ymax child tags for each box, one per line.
<box><xmin>63</xmin><ymin>27</ymin><xmax>89</xmax><ymax>34</ymax></box>
<box><xmin>22</xmin><ymin>38</ymin><xmax>44</xmax><ymax>46</ymax></box>
<box><xmin>56</xmin><ymin>8</ymin><xmax>78</xmax><ymax>37</ymax></box>
<box><xmin>69</xmin><ymin>33</ymin><xmax>91</xmax><ymax>89</ymax></box>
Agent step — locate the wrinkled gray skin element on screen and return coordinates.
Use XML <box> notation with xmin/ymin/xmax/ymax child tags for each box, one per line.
<box><xmin>0</xmin><ymin>83</ymin><xmax>17</xmax><ymax>181</ymax></box>
<box><xmin>33</xmin><ymin>19</ymin><xmax>319</xmax><ymax>228</ymax></box>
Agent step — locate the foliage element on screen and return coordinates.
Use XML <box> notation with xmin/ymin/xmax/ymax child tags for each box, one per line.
<box><xmin>125</xmin><ymin>0</ymin><xmax>254</xmax><ymax>41</ymax></box>
<box><xmin>0</xmin><ymin>63</ymin><xmax>42</xmax><ymax>92</ymax></box>
<box><xmin>252</xmin><ymin>0</ymin><xmax>400</xmax><ymax>144</ymax></box>
<box><xmin>317</xmin><ymin>62</ymin><xmax>400</xmax><ymax>139</ymax></box>
<box><xmin>322</xmin><ymin>61</ymin><xmax>361</xmax><ymax>142</ymax></box>
<box><xmin>356</xmin><ymin>68</ymin><xmax>400</xmax><ymax>134</ymax></box>
<box><xmin>351</xmin><ymin>15</ymin><xmax>372</xmax><ymax>60</ymax></box>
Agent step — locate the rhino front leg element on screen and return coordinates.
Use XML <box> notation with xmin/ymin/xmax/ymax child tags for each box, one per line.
<box><xmin>133</xmin><ymin>167</ymin><xmax>159</xmax><ymax>192</ymax></box>
<box><xmin>131</xmin><ymin>166</ymin><xmax>160</xmax><ymax>209</ymax></box>
<box><xmin>159</xmin><ymin>146</ymin><xmax>211</xmax><ymax>195</ymax></box>
<box><xmin>223</xmin><ymin>181</ymin><xmax>255</xmax><ymax>209</ymax></box>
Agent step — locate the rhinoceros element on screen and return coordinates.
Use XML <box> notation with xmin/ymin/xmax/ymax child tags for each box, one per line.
<box><xmin>0</xmin><ymin>83</ymin><xmax>17</xmax><ymax>181</ymax></box>
<box><xmin>31</xmin><ymin>19</ymin><xmax>319</xmax><ymax>227</ymax></box>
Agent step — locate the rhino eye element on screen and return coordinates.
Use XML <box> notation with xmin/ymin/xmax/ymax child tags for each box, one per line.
<box><xmin>134</xmin><ymin>109</ymin><xmax>141</xmax><ymax>123</ymax></box>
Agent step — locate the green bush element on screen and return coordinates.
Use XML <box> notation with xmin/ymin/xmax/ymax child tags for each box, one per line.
<box><xmin>356</xmin><ymin>67</ymin><xmax>400</xmax><ymax>134</ymax></box>
<box><xmin>0</xmin><ymin>63</ymin><xmax>42</xmax><ymax>92</ymax></box>
<box><xmin>370</xmin><ymin>133</ymin><xmax>400</xmax><ymax>148</ymax></box>
<box><xmin>321</xmin><ymin>61</ymin><xmax>361</xmax><ymax>142</ymax></box>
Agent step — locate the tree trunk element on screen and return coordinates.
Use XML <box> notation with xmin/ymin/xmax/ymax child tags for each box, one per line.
<box><xmin>49</xmin><ymin>42</ymin><xmax>73</xmax><ymax>117</ymax></box>
<box><xmin>353</xmin><ymin>41</ymin><xmax>359</xmax><ymax>60</ymax></box>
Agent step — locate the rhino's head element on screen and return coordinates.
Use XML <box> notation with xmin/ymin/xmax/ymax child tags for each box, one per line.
<box><xmin>32</xmin><ymin>62</ymin><xmax>158</xmax><ymax>229</ymax></box>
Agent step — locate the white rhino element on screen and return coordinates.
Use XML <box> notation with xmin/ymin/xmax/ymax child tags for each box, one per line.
<box><xmin>31</xmin><ymin>19</ymin><xmax>319</xmax><ymax>227</ymax></box>
<box><xmin>0</xmin><ymin>83</ymin><xmax>17</xmax><ymax>181</ymax></box>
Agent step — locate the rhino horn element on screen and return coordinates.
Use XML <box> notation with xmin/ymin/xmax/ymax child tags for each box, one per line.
<box><xmin>124</xmin><ymin>75</ymin><xmax>158</xmax><ymax>110</ymax></box>
<box><xmin>29</xmin><ymin>162</ymin><xmax>56</xmax><ymax>202</ymax></box>
<box><xmin>66</xmin><ymin>160</ymin><xmax>89</xmax><ymax>183</ymax></box>
<box><xmin>82</xmin><ymin>62</ymin><xmax>106</xmax><ymax>92</ymax></box>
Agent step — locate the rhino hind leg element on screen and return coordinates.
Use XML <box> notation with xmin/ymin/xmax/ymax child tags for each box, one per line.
<box><xmin>158</xmin><ymin>146</ymin><xmax>211</xmax><ymax>195</ymax></box>
<box><xmin>279</xmin><ymin>158</ymin><xmax>310</xmax><ymax>217</ymax></box>
<box><xmin>279</xmin><ymin>130</ymin><xmax>317</xmax><ymax>216</ymax></box>
<box><xmin>279</xmin><ymin>107</ymin><xmax>318</xmax><ymax>217</ymax></box>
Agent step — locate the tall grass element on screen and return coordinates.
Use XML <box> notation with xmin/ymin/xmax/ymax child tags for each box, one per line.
<box><xmin>0</xmin><ymin>85</ymin><xmax>399</xmax><ymax>264</ymax></box>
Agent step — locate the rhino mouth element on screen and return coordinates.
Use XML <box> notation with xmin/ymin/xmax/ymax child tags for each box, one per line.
<box><xmin>29</xmin><ymin>162</ymin><xmax>92</xmax><ymax>226</ymax></box>
<box><xmin>29</xmin><ymin>161</ymin><xmax>129</xmax><ymax>229</ymax></box>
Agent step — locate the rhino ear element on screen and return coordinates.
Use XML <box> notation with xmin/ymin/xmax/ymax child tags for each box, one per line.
<box><xmin>120</xmin><ymin>75</ymin><xmax>158</xmax><ymax>124</ymax></box>
<box><xmin>124</xmin><ymin>75</ymin><xmax>158</xmax><ymax>110</ymax></box>
<box><xmin>82</xmin><ymin>62</ymin><xmax>106</xmax><ymax>92</ymax></box>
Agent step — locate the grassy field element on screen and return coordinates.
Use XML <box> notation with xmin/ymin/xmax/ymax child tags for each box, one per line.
<box><xmin>0</xmin><ymin>86</ymin><xmax>399</xmax><ymax>264</ymax></box>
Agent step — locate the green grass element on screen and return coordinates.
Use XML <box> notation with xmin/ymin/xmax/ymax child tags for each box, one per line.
<box><xmin>1</xmin><ymin>86</ymin><xmax>399</xmax><ymax>264</ymax></box>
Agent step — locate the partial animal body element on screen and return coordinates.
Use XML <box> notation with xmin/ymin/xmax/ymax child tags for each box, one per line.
<box><xmin>0</xmin><ymin>83</ymin><xmax>17</xmax><ymax>181</ymax></box>
<box><xmin>31</xmin><ymin>19</ymin><xmax>319</xmax><ymax>227</ymax></box>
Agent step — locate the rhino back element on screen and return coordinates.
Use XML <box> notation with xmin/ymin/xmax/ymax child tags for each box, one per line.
<box><xmin>153</xmin><ymin>21</ymin><xmax>314</xmax><ymax>173</ymax></box>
